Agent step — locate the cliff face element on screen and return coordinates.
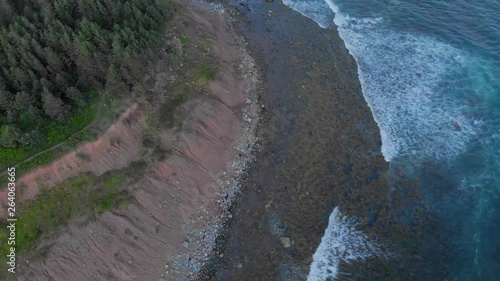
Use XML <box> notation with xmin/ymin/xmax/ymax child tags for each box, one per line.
<box><xmin>18</xmin><ymin>99</ymin><xmax>246</xmax><ymax>281</ymax></box>
<box><xmin>11</xmin><ymin>2</ymin><xmax>260</xmax><ymax>280</ymax></box>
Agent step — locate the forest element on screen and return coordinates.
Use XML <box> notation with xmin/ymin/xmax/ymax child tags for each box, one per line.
<box><xmin>0</xmin><ymin>0</ymin><xmax>172</xmax><ymax>149</ymax></box>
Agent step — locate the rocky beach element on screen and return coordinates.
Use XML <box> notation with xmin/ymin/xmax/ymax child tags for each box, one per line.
<box><xmin>201</xmin><ymin>0</ymin><xmax>450</xmax><ymax>280</ymax></box>
<box><xmin>1</xmin><ymin>0</ymin><xmax>489</xmax><ymax>280</ymax></box>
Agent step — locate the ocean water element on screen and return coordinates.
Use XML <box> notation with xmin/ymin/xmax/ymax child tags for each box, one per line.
<box><xmin>308</xmin><ymin>207</ymin><xmax>381</xmax><ymax>281</ymax></box>
<box><xmin>281</xmin><ymin>0</ymin><xmax>500</xmax><ymax>280</ymax></box>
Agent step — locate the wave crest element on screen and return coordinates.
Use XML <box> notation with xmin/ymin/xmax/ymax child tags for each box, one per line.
<box><xmin>307</xmin><ymin>207</ymin><xmax>381</xmax><ymax>281</ymax></box>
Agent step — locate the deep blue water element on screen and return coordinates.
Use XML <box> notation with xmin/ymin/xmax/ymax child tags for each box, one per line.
<box><xmin>281</xmin><ymin>0</ymin><xmax>500</xmax><ymax>280</ymax></box>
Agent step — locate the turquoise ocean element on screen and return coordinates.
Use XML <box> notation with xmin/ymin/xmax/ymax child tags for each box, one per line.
<box><xmin>279</xmin><ymin>0</ymin><xmax>500</xmax><ymax>280</ymax></box>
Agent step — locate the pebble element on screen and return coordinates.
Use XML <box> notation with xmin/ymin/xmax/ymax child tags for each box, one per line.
<box><xmin>183</xmin><ymin>241</ymin><xmax>189</xmax><ymax>248</ymax></box>
<box><xmin>245</xmin><ymin>98</ymin><xmax>252</xmax><ymax>104</ymax></box>
<box><xmin>280</xmin><ymin>237</ymin><xmax>292</xmax><ymax>248</ymax></box>
<box><xmin>237</xmin><ymin>263</ymin><xmax>243</xmax><ymax>269</ymax></box>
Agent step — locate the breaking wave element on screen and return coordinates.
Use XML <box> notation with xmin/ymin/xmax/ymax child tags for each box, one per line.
<box><xmin>307</xmin><ymin>207</ymin><xmax>381</xmax><ymax>281</ymax></box>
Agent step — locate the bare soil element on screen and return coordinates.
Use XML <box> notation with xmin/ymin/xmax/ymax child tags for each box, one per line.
<box><xmin>4</xmin><ymin>1</ymin><xmax>261</xmax><ymax>280</ymax></box>
<box><xmin>0</xmin><ymin>103</ymin><xmax>146</xmax><ymax>218</ymax></box>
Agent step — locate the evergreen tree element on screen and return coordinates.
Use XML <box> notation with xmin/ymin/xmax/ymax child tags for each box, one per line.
<box><xmin>65</xmin><ymin>86</ymin><xmax>83</xmax><ymax>103</ymax></box>
<box><xmin>14</xmin><ymin>91</ymin><xmax>35</xmax><ymax>111</ymax></box>
<box><xmin>0</xmin><ymin>0</ymin><xmax>172</xmax><ymax>148</ymax></box>
<box><xmin>42</xmin><ymin>88</ymin><xmax>65</xmax><ymax>119</ymax></box>
<box><xmin>44</xmin><ymin>47</ymin><xmax>64</xmax><ymax>73</ymax></box>
<box><xmin>0</xmin><ymin>89</ymin><xmax>14</xmax><ymax>111</ymax></box>
<box><xmin>0</xmin><ymin>125</ymin><xmax>21</xmax><ymax>148</ymax></box>
<box><xmin>105</xmin><ymin>63</ymin><xmax>128</xmax><ymax>95</ymax></box>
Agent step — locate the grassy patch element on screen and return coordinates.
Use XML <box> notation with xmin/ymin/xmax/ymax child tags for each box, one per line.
<box><xmin>0</xmin><ymin>165</ymin><xmax>141</xmax><ymax>262</ymax></box>
<box><xmin>61</xmin><ymin>129</ymin><xmax>97</xmax><ymax>150</ymax></box>
<box><xmin>173</xmin><ymin>92</ymin><xmax>188</xmax><ymax>104</ymax></box>
<box><xmin>196</xmin><ymin>64</ymin><xmax>217</xmax><ymax>86</ymax></box>
<box><xmin>144</xmin><ymin>81</ymin><xmax>198</xmax><ymax>131</ymax></box>
<box><xmin>0</xmin><ymin>95</ymin><xmax>98</xmax><ymax>171</ymax></box>
<box><xmin>92</xmin><ymin>173</ymin><xmax>132</xmax><ymax>213</ymax></box>
<box><xmin>16</xmin><ymin>151</ymin><xmax>57</xmax><ymax>177</ymax></box>
<box><xmin>0</xmin><ymin>92</ymin><xmax>129</xmax><ymax>191</ymax></box>
<box><xmin>44</xmin><ymin>104</ymin><xmax>95</xmax><ymax>147</ymax></box>
<box><xmin>0</xmin><ymin>128</ymin><xmax>98</xmax><ymax>190</ymax></box>
<box><xmin>201</xmin><ymin>37</ymin><xmax>212</xmax><ymax>49</ymax></box>
<box><xmin>179</xmin><ymin>35</ymin><xmax>190</xmax><ymax>45</ymax></box>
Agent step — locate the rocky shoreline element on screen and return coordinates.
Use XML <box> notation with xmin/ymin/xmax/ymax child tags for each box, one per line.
<box><xmin>202</xmin><ymin>1</ymin><xmax>449</xmax><ymax>280</ymax></box>
<box><xmin>0</xmin><ymin>1</ymin><xmax>447</xmax><ymax>280</ymax></box>
<box><xmin>165</xmin><ymin>4</ymin><xmax>264</xmax><ymax>279</ymax></box>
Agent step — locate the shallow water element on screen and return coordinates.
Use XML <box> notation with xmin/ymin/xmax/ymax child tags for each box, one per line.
<box><xmin>308</xmin><ymin>207</ymin><xmax>382</xmax><ymax>281</ymax></box>
<box><xmin>208</xmin><ymin>0</ymin><xmax>450</xmax><ymax>280</ymax></box>
<box><xmin>281</xmin><ymin>0</ymin><xmax>500</xmax><ymax>280</ymax></box>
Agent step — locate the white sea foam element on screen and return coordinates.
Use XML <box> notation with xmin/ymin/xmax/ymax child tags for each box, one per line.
<box><xmin>281</xmin><ymin>0</ymin><xmax>334</xmax><ymax>28</ymax></box>
<box><xmin>283</xmin><ymin>0</ymin><xmax>482</xmax><ymax>162</ymax></box>
<box><xmin>307</xmin><ymin>207</ymin><xmax>380</xmax><ymax>281</ymax></box>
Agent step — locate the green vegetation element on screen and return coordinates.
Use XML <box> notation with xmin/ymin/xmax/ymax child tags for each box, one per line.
<box><xmin>0</xmin><ymin>97</ymin><xmax>97</xmax><ymax>170</ymax></box>
<box><xmin>0</xmin><ymin>0</ymin><xmax>174</xmax><ymax>152</ymax></box>
<box><xmin>60</xmin><ymin>128</ymin><xmax>96</xmax><ymax>150</ymax></box>
<box><xmin>156</xmin><ymin>84</ymin><xmax>198</xmax><ymax>128</ymax></box>
<box><xmin>179</xmin><ymin>35</ymin><xmax>190</xmax><ymax>45</ymax></box>
<box><xmin>13</xmin><ymin>126</ymin><xmax>96</xmax><ymax>176</ymax></box>
<box><xmin>196</xmin><ymin>64</ymin><xmax>217</xmax><ymax>86</ymax></box>
<box><xmin>0</xmin><ymin>105</ymin><xmax>100</xmax><ymax>190</ymax></box>
<box><xmin>201</xmin><ymin>37</ymin><xmax>212</xmax><ymax>49</ymax></box>
<box><xmin>16</xmin><ymin>150</ymin><xmax>57</xmax><ymax>176</ymax></box>
<box><xmin>173</xmin><ymin>92</ymin><xmax>187</xmax><ymax>104</ymax></box>
<box><xmin>170</xmin><ymin>52</ymin><xmax>181</xmax><ymax>60</ymax></box>
<box><xmin>45</xmin><ymin>104</ymin><xmax>95</xmax><ymax>146</ymax></box>
<box><xmin>91</xmin><ymin>173</ymin><xmax>130</xmax><ymax>213</ymax></box>
<box><xmin>0</xmin><ymin>0</ymin><xmax>175</xmax><ymax>182</ymax></box>
<box><xmin>0</xmin><ymin>165</ymin><xmax>141</xmax><ymax>261</ymax></box>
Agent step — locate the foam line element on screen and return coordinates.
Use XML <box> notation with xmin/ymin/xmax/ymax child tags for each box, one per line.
<box><xmin>307</xmin><ymin>207</ymin><xmax>380</xmax><ymax>281</ymax></box>
<box><xmin>284</xmin><ymin>0</ymin><xmax>482</xmax><ymax>162</ymax></box>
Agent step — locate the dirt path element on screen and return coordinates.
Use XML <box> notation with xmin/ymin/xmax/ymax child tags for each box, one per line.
<box><xmin>0</xmin><ymin>123</ymin><xmax>93</xmax><ymax>177</ymax></box>
<box><xmin>0</xmin><ymin>103</ymin><xmax>146</xmax><ymax>218</ymax></box>
<box><xmin>0</xmin><ymin>94</ymin><xmax>108</xmax><ymax>178</ymax></box>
